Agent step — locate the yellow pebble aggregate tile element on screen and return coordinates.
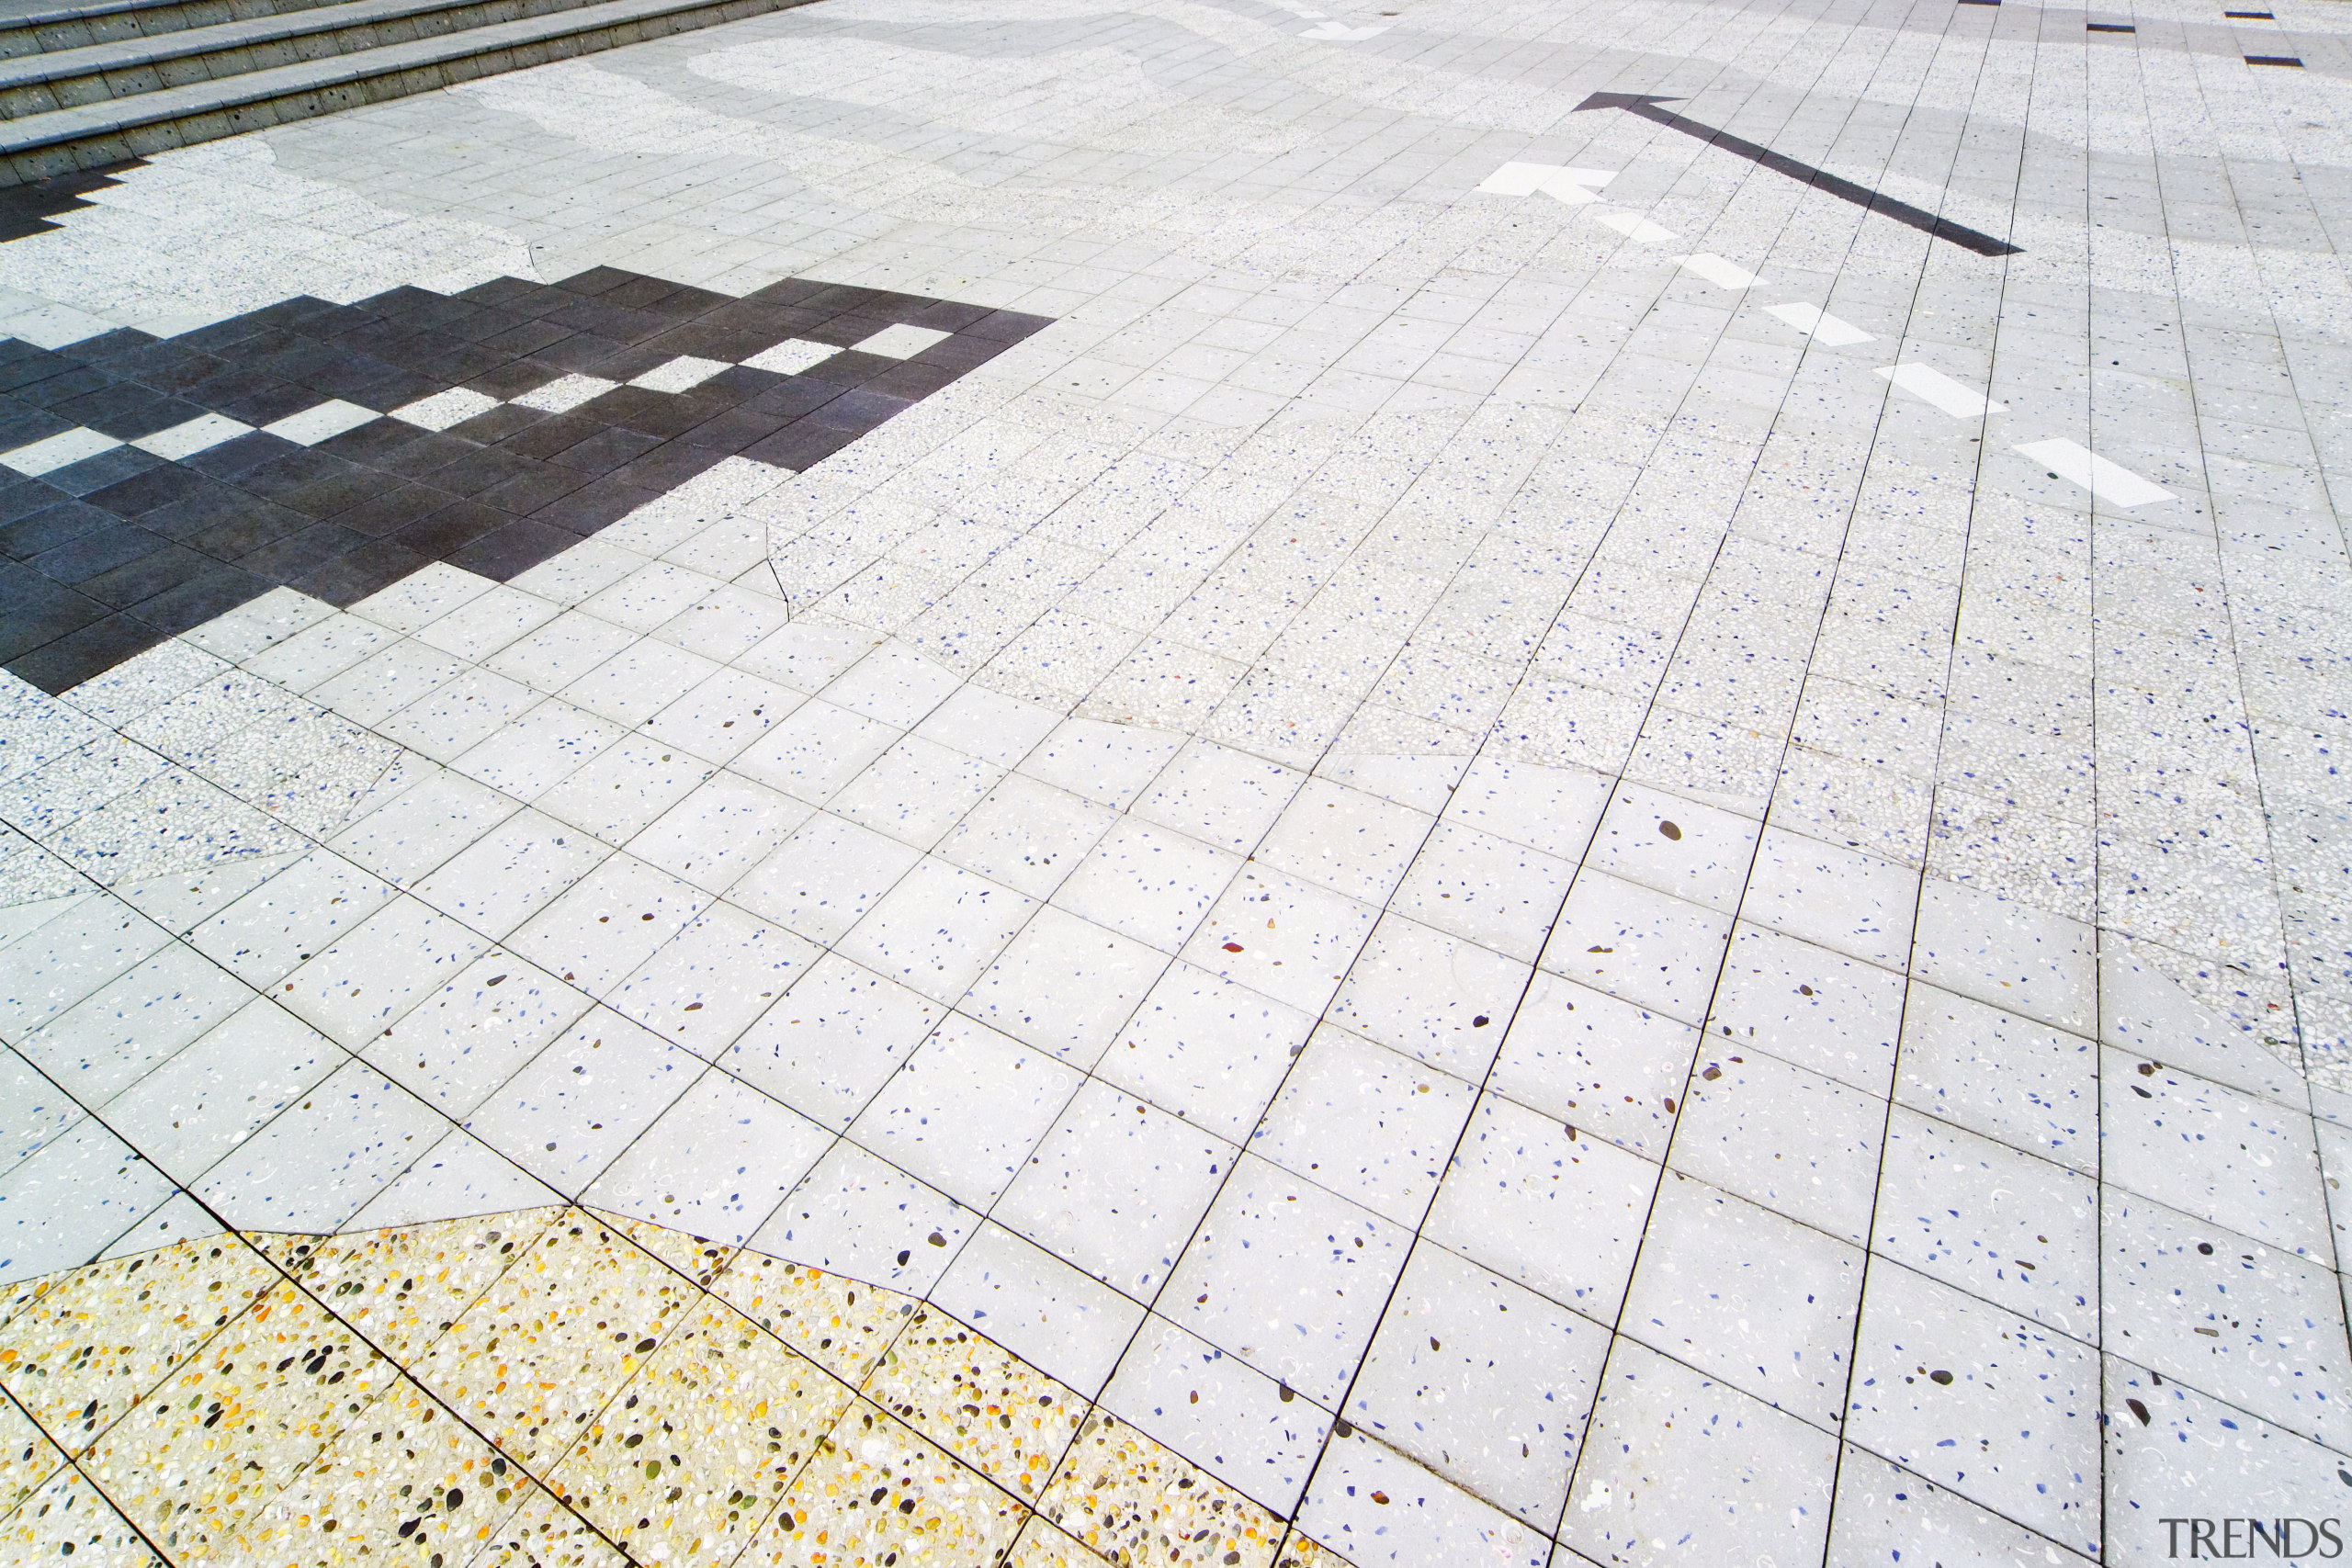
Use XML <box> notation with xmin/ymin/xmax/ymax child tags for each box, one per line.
<box><xmin>548</xmin><ymin>1293</ymin><xmax>854</xmax><ymax>1563</ymax></box>
<box><xmin>864</xmin><ymin>1313</ymin><xmax>1084</xmax><ymax>1505</ymax></box>
<box><xmin>0</xmin><ymin>1461</ymin><xmax>160</xmax><ymax>1565</ymax></box>
<box><xmin>466</xmin><ymin>1482</ymin><xmax>628</xmax><ymax>1568</ymax></box>
<box><xmin>413</xmin><ymin>1216</ymin><xmax>697</xmax><ymax>1470</ymax></box>
<box><xmin>1006</xmin><ymin>1516</ymin><xmax>1102</xmax><ymax>1566</ymax></box>
<box><xmin>592</xmin><ymin>1211</ymin><xmax>737</xmax><ymax>1289</ymax></box>
<box><xmin>710</xmin><ymin>1252</ymin><xmax>915</xmax><ymax>1386</ymax></box>
<box><xmin>0</xmin><ymin>1388</ymin><xmax>67</xmax><ymax>1517</ymax></box>
<box><xmin>84</xmin><ymin>1280</ymin><xmax>384</xmax><ymax>1559</ymax></box>
<box><xmin>0</xmin><ymin>1236</ymin><xmax>283</xmax><ymax>1453</ymax></box>
<box><xmin>288</xmin><ymin>1210</ymin><xmax>565</xmax><ymax>1365</ymax></box>
<box><xmin>742</xmin><ymin>1398</ymin><xmax>1028</xmax><ymax>1568</ymax></box>
<box><xmin>1039</xmin><ymin>1411</ymin><xmax>1289</xmax><ymax>1568</ymax></box>
<box><xmin>0</xmin><ymin>1209</ymin><xmax>1353</xmax><ymax>1568</ymax></box>
<box><xmin>236</xmin><ymin>1368</ymin><xmax>534</xmax><ymax>1567</ymax></box>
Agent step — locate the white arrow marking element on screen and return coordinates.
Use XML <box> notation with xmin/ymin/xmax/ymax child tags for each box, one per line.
<box><xmin>1302</xmin><ymin>20</ymin><xmax>1386</xmax><ymax>37</ymax></box>
<box><xmin>1877</xmin><ymin>362</ymin><xmax>2006</xmax><ymax>418</ymax></box>
<box><xmin>1478</xmin><ymin>161</ymin><xmax>1616</xmax><ymax>206</ymax></box>
<box><xmin>1592</xmin><ymin>209</ymin><xmax>1676</xmax><ymax>243</ymax></box>
<box><xmin>1674</xmin><ymin>253</ymin><xmax>1762</xmax><ymax>289</ymax></box>
<box><xmin>2014</xmin><ymin>438</ymin><xmax>2175</xmax><ymax>506</ymax></box>
<box><xmin>1765</xmin><ymin>302</ymin><xmax>1873</xmax><ymax>345</ymax></box>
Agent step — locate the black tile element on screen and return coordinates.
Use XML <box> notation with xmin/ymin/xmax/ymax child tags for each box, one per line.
<box><xmin>544</xmin><ymin>423</ymin><xmax>663</xmax><ymax>477</ymax></box>
<box><xmin>290</xmin><ymin>350</ymin><xmax>409</xmax><ymax>403</ymax></box>
<box><xmin>179</xmin><ymin>430</ymin><xmax>295</xmax><ymax>481</ymax></box>
<box><xmin>332</xmin><ymin>483</ymin><xmax>460</xmax><ymax>538</ymax></box>
<box><xmin>28</xmin><ymin>520</ymin><xmax>164</xmax><ymax>583</ymax></box>
<box><xmin>445</xmin><ymin>403</ymin><xmax>548</xmax><ymax>446</ymax></box>
<box><xmin>375</xmin><ymin>430</ymin><xmax>481</xmax><ymax>481</ymax></box>
<box><xmin>283</xmin><ymin>468</ymin><xmax>390</xmax><ymax>521</ymax></box>
<box><xmin>967</xmin><ymin>310</ymin><xmax>1054</xmax><ymax>344</ymax></box>
<box><xmin>0</xmin><ymin>364</ymin><xmax>82</xmax><ymax>403</ymax></box>
<box><xmin>187</xmin><ymin>502</ymin><xmax>317</xmax><ymax>560</ymax></box>
<box><xmin>747</xmin><ymin>378</ymin><xmax>850</xmax><ymax>422</ymax></box>
<box><xmin>127</xmin><ymin>563</ymin><xmax>271</xmax><ymax>637</ymax></box>
<box><xmin>43</xmin><ymin>445</ymin><xmax>164</xmax><ymax>499</ymax></box>
<box><xmin>497</xmin><ymin>410</ymin><xmax>605</xmax><ymax>461</ymax></box>
<box><xmin>742</xmin><ymin>420</ymin><xmax>860</xmax><ymax>472</ymax></box>
<box><xmin>52</xmin><ymin>381</ymin><xmax>184</xmax><ymax>439</ymax></box>
<box><xmin>7</xmin><ymin>613</ymin><xmax>165</xmax><ymax>694</ymax></box>
<box><xmin>0</xmin><ymin>403</ymin><xmax>72</xmax><ymax>449</ymax></box>
<box><xmin>364</xmin><ymin>371</ymin><xmax>449</xmax><ymax>412</ymax></box>
<box><xmin>315</xmin><ymin>417</ymin><xmax>436</xmax><ymax>466</ymax></box>
<box><xmin>904</xmin><ymin>299</ymin><xmax>996</xmax><ymax>333</ymax></box>
<box><xmin>141</xmin><ymin>480</ymin><xmax>273</xmax><ymax>541</ymax></box>
<box><xmin>866</xmin><ymin>361</ymin><xmax>959</xmax><ymax>401</ymax></box>
<box><xmin>0</xmin><ymin>477</ymin><xmax>72</xmax><ymax>526</ymax></box>
<box><xmin>81</xmin><ymin>540</ymin><xmax>219</xmax><ymax>609</ymax></box>
<box><xmin>801</xmin><ymin>314</ymin><xmax>893</xmax><ymax>350</ymax></box>
<box><xmin>239</xmin><ymin>522</ymin><xmax>368</xmax><ymax>582</ymax></box>
<box><xmin>805</xmin><ymin>350</ymin><xmax>899</xmax><ymax>388</ymax></box>
<box><xmin>459</xmin><ymin>276</ymin><xmax>547</xmax><ymax>307</ymax></box>
<box><xmin>679</xmin><ymin>406</ymin><xmax>792</xmax><ymax>453</ymax></box>
<box><xmin>390</xmin><ymin>499</ymin><xmax>507</xmax><ymax>558</ymax></box>
<box><xmin>107</xmin><ymin>341</ymin><xmax>230</xmax><ymax>394</ymax></box>
<box><xmin>807</xmin><ymin>387</ymin><xmax>913</xmax><ymax>432</ymax></box>
<box><xmin>466</xmin><ymin>358</ymin><xmax>569</xmax><ymax>400</ymax></box>
<box><xmin>0</xmin><ymin>566</ymin><xmax>109</xmax><ymax>661</ymax></box>
<box><xmin>449</xmin><ymin>517</ymin><xmax>577</xmax><ymax>580</ymax></box>
<box><xmin>798</xmin><ymin>284</ymin><xmax>887</xmax><ymax>317</ymax></box>
<box><xmin>293</xmin><ymin>538</ymin><xmax>433</xmax><ymax>608</ymax></box>
<box><xmin>531</xmin><ymin>474</ymin><xmax>661</xmax><ymax>536</ymax></box>
<box><xmin>602</xmin><ymin>275</ymin><xmax>686</xmax><ymax>310</ymax></box>
<box><xmin>530</xmin><ymin>332</ymin><xmax>630</xmax><ymax>372</ymax></box>
<box><xmin>428</xmin><ymin>446</ymin><xmax>537</xmax><ymax>499</ymax></box>
<box><xmin>239</xmin><ymin>447</ymin><xmax>352</xmax><ymax>502</ymax></box>
<box><xmin>919</xmin><ymin>333</ymin><xmax>1010</xmax><ymax>374</ymax></box>
<box><xmin>594</xmin><ymin>388</ymin><xmax>734</xmax><ymax>440</ymax></box>
<box><xmin>1</xmin><ymin>499</ymin><xmax>117</xmax><ymax>559</ymax></box>
<box><xmin>208</xmin><ymin>377</ymin><xmax>320</xmax><ymax>428</ymax></box>
<box><xmin>12</xmin><ymin>366</ymin><xmax>112</xmax><ymax>410</ymax></box>
<box><xmin>691</xmin><ymin>365</ymin><xmax>776</xmax><ymax>405</ymax></box>
<box><xmin>610</xmin><ymin>440</ymin><xmax>726</xmax><ymax>494</ymax></box>
<box><xmin>477</xmin><ymin>462</ymin><xmax>589</xmax><ymax>517</ymax></box>
<box><xmin>742</xmin><ymin>277</ymin><xmax>830</xmax><ymax>308</ymax></box>
<box><xmin>553</xmin><ymin>265</ymin><xmax>639</xmax><ymax>297</ymax></box>
<box><xmin>60</xmin><ymin>328</ymin><xmax>160</xmax><ymax>363</ymax></box>
<box><xmin>82</xmin><ymin>463</ymin><xmax>209</xmax><ymax>518</ymax></box>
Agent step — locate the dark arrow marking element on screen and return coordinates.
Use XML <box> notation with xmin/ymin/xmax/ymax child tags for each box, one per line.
<box><xmin>1574</xmin><ymin>92</ymin><xmax>2023</xmax><ymax>257</ymax></box>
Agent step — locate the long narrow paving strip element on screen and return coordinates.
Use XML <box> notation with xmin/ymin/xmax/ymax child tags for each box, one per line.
<box><xmin>0</xmin><ymin>1207</ymin><xmax>1340</xmax><ymax>1566</ymax></box>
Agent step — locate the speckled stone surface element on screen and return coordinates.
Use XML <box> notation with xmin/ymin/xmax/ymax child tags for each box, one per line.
<box><xmin>0</xmin><ymin>1209</ymin><xmax>1345</xmax><ymax>1564</ymax></box>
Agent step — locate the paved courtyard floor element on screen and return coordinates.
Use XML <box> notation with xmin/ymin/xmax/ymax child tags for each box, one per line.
<box><xmin>1</xmin><ymin>0</ymin><xmax>2349</xmax><ymax>1559</ymax></box>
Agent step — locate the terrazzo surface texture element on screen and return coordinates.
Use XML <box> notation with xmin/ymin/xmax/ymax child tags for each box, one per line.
<box><xmin>0</xmin><ymin>1205</ymin><xmax>1339</xmax><ymax>1565</ymax></box>
<box><xmin>0</xmin><ymin>0</ymin><xmax>2347</xmax><ymax>1559</ymax></box>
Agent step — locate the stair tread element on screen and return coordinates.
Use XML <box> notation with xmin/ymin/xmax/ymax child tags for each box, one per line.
<box><xmin>0</xmin><ymin>0</ymin><xmax>504</xmax><ymax>88</ymax></box>
<box><xmin>1</xmin><ymin>0</ymin><xmax>731</xmax><ymax>148</ymax></box>
<box><xmin>0</xmin><ymin>0</ymin><xmax>175</xmax><ymax>35</ymax></box>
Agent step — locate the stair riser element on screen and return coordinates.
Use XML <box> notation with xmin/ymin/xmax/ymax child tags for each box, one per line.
<box><xmin>0</xmin><ymin>0</ymin><xmax>349</xmax><ymax>61</ymax></box>
<box><xmin>1</xmin><ymin>0</ymin><xmax>605</xmax><ymax>117</ymax></box>
<box><xmin>3</xmin><ymin>0</ymin><xmax>797</xmax><ymax>185</ymax></box>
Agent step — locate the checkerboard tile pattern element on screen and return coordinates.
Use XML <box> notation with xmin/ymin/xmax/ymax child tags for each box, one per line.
<box><xmin>0</xmin><ymin>268</ymin><xmax>1045</xmax><ymax>694</ymax></box>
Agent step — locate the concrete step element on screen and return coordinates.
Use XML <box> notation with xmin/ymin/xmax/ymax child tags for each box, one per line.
<box><xmin>0</xmin><ymin>0</ymin><xmax>350</xmax><ymax>62</ymax></box>
<box><xmin>3</xmin><ymin>0</ymin><xmax>808</xmax><ymax>183</ymax></box>
<box><xmin>0</xmin><ymin>0</ymin><xmax>641</xmax><ymax>117</ymax></box>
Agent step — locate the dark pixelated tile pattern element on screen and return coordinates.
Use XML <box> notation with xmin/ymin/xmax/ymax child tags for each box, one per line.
<box><xmin>0</xmin><ymin>268</ymin><xmax>1048</xmax><ymax>694</ymax></box>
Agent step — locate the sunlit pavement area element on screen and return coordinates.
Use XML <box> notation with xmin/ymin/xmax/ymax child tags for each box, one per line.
<box><xmin>2</xmin><ymin>0</ymin><xmax>2352</xmax><ymax>1559</ymax></box>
